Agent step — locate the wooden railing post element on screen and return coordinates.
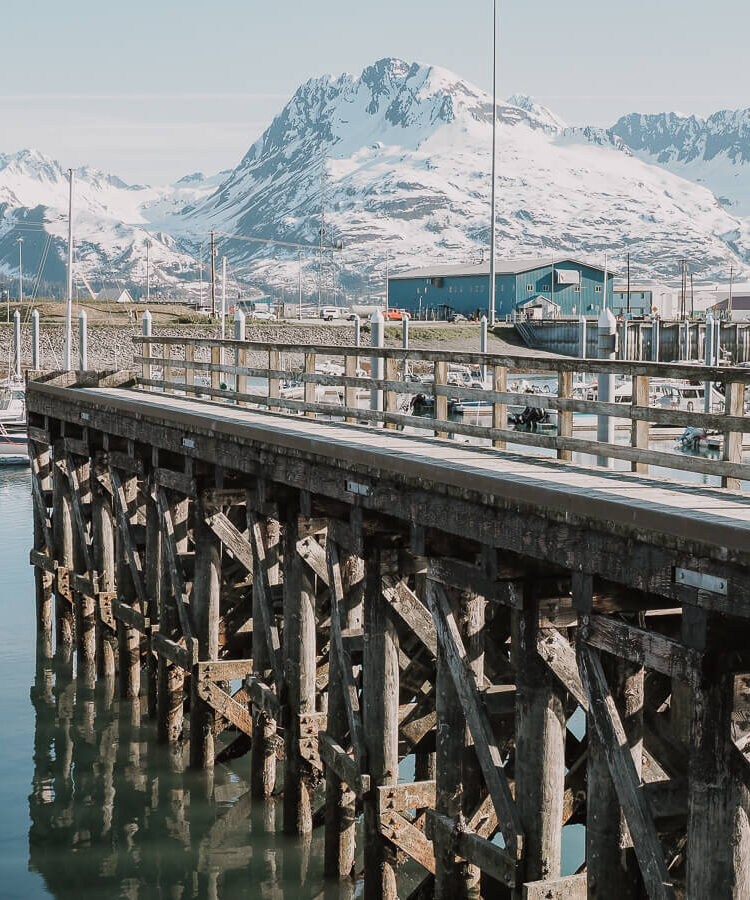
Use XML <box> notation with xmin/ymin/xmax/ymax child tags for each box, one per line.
<box><xmin>631</xmin><ymin>375</ymin><xmax>650</xmax><ymax>475</ymax></box>
<box><xmin>723</xmin><ymin>380</ymin><xmax>744</xmax><ymax>490</ymax></box>
<box><xmin>304</xmin><ymin>351</ymin><xmax>316</xmax><ymax>418</ymax></box>
<box><xmin>557</xmin><ymin>370</ymin><xmax>573</xmax><ymax>461</ymax></box>
<box><xmin>268</xmin><ymin>349</ymin><xmax>280</xmax><ymax>412</ymax></box>
<box><xmin>344</xmin><ymin>352</ymin><xmax>357</xmax><ymax>423</ymax></box>
<box><xmin>185</xmin><ymin>344</ymin><xmax>195</xmax><ymax>397</ymax></box>
<box><xmin>434</xmin><ymin>360</ymin><xmax>448</xmax><ymax>438</ymax></box>
<box><xmin>385</xmin><ymin>355</ymin><xmax>398</xmax><ymax>430</ymax></box>
<box><xmin>163</xmin><ymin>343</ymin><xmax>173</xmax><ymax>394</ymax></box>
<box><xmin>492</xmin><ymin>364</ymin><xmax>508</xmax><ymax>449</ymax></box>
<box><xmin>211</xmin><ymin>344</ymin><xmax>221</xmax><ymax>395</ymax></box>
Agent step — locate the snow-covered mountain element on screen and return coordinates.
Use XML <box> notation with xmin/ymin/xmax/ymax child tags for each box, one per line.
<box><xmin>1</xmin><ymin>58</ymin><xmax>749</xmax><ymax>297</ymax></box>
<box><xmin>181</xmin><ymin>58</ymin><xmax>750</xmax><ymax>291</ymax></box>
<box><xmin>611</xmin><ymin>109</ymin><xmax>750</xmax><ymax>216</ymax></box>
<box><xmin>0</xmin><ymin>151</ymin><xmax>225</xmax><ymax>296</ymax></box>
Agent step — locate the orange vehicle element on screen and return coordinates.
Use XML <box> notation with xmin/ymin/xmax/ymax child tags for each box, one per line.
<box><xmin>383</xmin><ymin>308</ymin><xmax>411</xmax><ymax>321</ymax></box>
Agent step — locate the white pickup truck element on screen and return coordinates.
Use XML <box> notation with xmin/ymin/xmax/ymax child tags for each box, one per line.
<box><xmin>320</xmin><ymin>306</ymin><xmax>342</xmax><ymax>321</ymax></box>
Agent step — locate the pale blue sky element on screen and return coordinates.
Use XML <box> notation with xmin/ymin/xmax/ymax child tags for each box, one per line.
<box><xmin>2</xmin><ymin>0</ymin><xmax>748</xmax><ymax>182</ymax></box>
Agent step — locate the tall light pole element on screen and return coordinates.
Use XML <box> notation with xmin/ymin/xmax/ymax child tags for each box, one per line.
<box><xmin>298</xmin><ymin>251</ymin><xmax>303</xmax><ymax>320</ymax></box>
<box><xmin>385</xmin><ymin>250</ymin><xmax>390</xmax><ymax>313</ymax></box>
<box><xmin>64</xmin><ymin>168</ymin><xmax>74</xmax><ymax>370</ymax></box>
<box><xmin>488</xmin><ymin>0</ymin><xmax>499</xmax><ymax>326</ymax></box>
<box><xmin>16</xmin><ymin>237</ymin><xmax>24</xmax><ymax>305</ymax></box>
<box><xmin>145</xmin><ymin>238</ymin><xmax>151</xmax><ymax>303</ymax></box>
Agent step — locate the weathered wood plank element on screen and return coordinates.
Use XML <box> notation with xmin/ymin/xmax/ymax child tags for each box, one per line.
<box><xmin>154</xmin><ymin>466</ymin><xmax>197</xmax><ymax>496</ymax></box>
<box><xmin>377</xmin><ymin>781</ymin><xmax>436</xmax><ymax>815</ymax></box>
<box><xmin>427</xmin><ymin>811</ymin><xmax>517</xmax><ymax>888</ymax></box>
<box><xmin>319</xmin><ymin>732</ymin><xmax>369</xmax><ymax>796</ymax></box>
<box><xmin>109</xmin><ymin>465</ymin><xmax>147</xmax><ymax>607</ymax></box>
<box><xmin>380</xmin><ymin>811</ymin><xmax>436</xmax><ymax>874</ymax></box>
<box><xmin>537</xmin><ymin>627</ymin><xmax>589</xmax><ymax>711</ymax></box>
<box><xmin>425</xmin><ymin>580</ymin><xmax>523</xmax><ymax>861</ymax></box>
<box><xmin>578</xmin><ymin>643</ymin><xmax>674</xmax><ymax>900</ymax></box>
<box><xmin>247</xmin><ymin>510</ymin><xmax>284</xmax><ymax>688</ymax></box>
<box><xmin>583</xmin><ymin>614</ymin><xmax>701</xmax><ymax>688</ymax></box>
<box><xmin>112</xmin><ymin>597</ymin><xmax>149</xmax><ymax>633</ymax></box>
<box><xmin>65</xmin><ymin>453</ymin><xmax>94</xmax><ymax>574</ymax></box>
<box><xmin>522</xmin><ymin>873</ymin><xmax>587</xmax><ymax>899</ymax></box>
<box><xmin>206</xmin><ymin>511</ymin><xmax>254</xmax><ymax>571</ymax></box>
<box><xmin>152</xmin><ymin>630</ymin><xmax>197</xmax><ymax>671</ymax></box>
<box><xmin>197</xmin><ymin>659</ymin><xmax>253</xmax><ymax>682</ymax></box>
<box><xmin>245</xmin><ymin>674</ymin><xmax>281</xmax><ymax>720</ymax></box>
<box><xmin>327</xmin><ymin>540</ymin><xmax>366</xmax><ymax>768</ymax></box>
<box><xmin>154</xmin><ymin>485</ymin><xmax>194</xmax><ymax>642</ymax></box>
<box><xmin>198</xmin><ymin>680</ymin><xmax>254</xmax><ymax>737</ymax></box>
<box><xmin>382</xmin><ymin>575</ymin><xmax>437</xmax><ymax>658</ymax></box>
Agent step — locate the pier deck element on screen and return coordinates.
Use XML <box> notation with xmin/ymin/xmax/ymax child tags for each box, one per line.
<box><xmin>25</xmin><ymin>343</ymin><xmax>750</xmax><ymax>900</ymax></box>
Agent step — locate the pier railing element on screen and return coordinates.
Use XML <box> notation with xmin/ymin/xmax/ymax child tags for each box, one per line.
<box><xmin>133</xmin><ymin>336</ymin><xmax>750</xmax><ymax>489</ymax></box>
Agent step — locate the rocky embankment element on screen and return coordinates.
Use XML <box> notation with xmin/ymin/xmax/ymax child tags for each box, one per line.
<box><xmin>0</xmin><ymin>323</ymin><xmax>361</xmax><ymax>372</ymax></box>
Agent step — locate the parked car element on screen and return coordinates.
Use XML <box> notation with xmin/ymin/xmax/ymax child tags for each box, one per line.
<box><xmin>252</xmin><ymin>310</ymin><xmax>277</xmax><ymax>321</ymax></box>
<box><xmin>320</xmin><ymin>306</ymin><xmax>342</xmax><ymax>321</ymax></box>
<box><xmin>449</xmin><ymin>313</ymin><xmax>467</xmax><ymax>323</ymax></box>
<box><xmin>383</xmin><ymin>309</ymin><xmax>411</xmax><ymax>321</ymax></box>
<box><xmin>346</xmin><ymin>312</ymin><xmax>359</xmax><ymax>322</ymax></box>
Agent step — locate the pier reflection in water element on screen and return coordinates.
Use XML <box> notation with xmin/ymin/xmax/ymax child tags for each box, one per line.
<box><xmin>28</xmin><ymin>648</ymin><xmax>360</xmax><ymax>900</ymax></box>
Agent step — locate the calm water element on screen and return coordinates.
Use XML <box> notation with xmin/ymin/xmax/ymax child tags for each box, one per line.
<box><xmin>0</xmin><ymin>467</ymin><xmax>362</xmax><ymax>900</ymax></box>
<box><xmin>0</xmin><ymin>467</ymin><xmax>584</xmax><ymax>899</ymax></box>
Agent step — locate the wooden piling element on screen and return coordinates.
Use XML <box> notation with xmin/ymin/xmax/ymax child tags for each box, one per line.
<box><xmin>144</xmin><ymin>482</ymin><xmax>161</xmax><ymax>719</ymax></box>
<box><xmin>116</xmin><ymin>473</ymin><xmax>141</xmax><ymax>700</ymax></box>
<box><xmin>190</xmin><ymin>497</ymin><xmax>221</xmax><ymax>768</ymax></box>
<box><xmin>324</xmin><ymin>543</ymin><xmax>363</xmax><ymax>878</ymax></box>
<box><xmin>32</xmin><ymin>440</ymin><xmax>54</xmax><ymax>660</ymax></box>
<box><xmin>250</xmin><ymin>514</ymin><xmax>280</xmax><ymax>798</ymax></box>
<box><xmin>71</xmin><ymin>455</ymin><xmax>96</xmax><ymax>675</ymax></box>
<box><xmin>157</xmin><ymin>495</ymin><xmax>187</xmax><ymax>744</ymax></box>
<box><xmin>684</xmin><ymin>608</ymin><xmax>750</xmax><ymax>897</ymax></box>
<box><xmin>282</xmin><ymin>512</ymin><xmax>317</xmax><ymax>834</ymax></box>
<box><xmin>52</xmin><ymin>445</ymin><xmax>74</xmax><ymax>651</ymax></box>
<box><xmin>92</xmin><ymin>457</ymin><xmax>116</xmax><ymax>678</ymax></box>
<box><xmin>434</xmin><ymin>586</ymin><xmax>485</xmax><ymax>898</ymax></box>
<box><xmin>586</xmin><ymin>648</ymin><xmax>644</xmax><ymax>899</ymax></box>
<box><xmin>363</xmin><ymin>543</ymin><xmax>399</xmax><ymax>900</ymax></box>
<box><xmin>512</xmin><ymin>598</ymin><xmax>566</xmax><ymax>884</ymax></box>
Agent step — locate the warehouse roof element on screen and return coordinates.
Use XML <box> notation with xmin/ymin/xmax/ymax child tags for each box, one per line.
<box><xmin>390</xmin><ymin>257</ymin><xmax>614</xmax><ymax>280</ymax></box>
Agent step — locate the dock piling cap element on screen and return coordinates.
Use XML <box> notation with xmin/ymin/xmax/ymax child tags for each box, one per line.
<box><xmin>371</xmin><ymin>309</ymin><xmax>384</xmax><ymax>324</ymax></box>
<box><xmin>598</xmin><ymin>308</ymin><xmax>616</xmax><ymax>331</ymax></box>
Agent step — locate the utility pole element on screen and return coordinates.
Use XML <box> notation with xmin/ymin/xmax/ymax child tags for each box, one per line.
<box><xmin>64</xmin><ymin>167</ymin><xmax>74</xmax><ymax>370</ymax></box>
<box><xmin>221</xmin><ymin>255</ymin><xmax>227</xmax><ymax>339</ymax></box>
<box><xmin>729</xmin><ymin>265</ymin><xmax>734</xmax><ymax>319</ymax></box>
<box><xmin>488</xmin><ymin>0</ymin><xmax>498</xmax><ymax>326</ymax></box>
<box><xmin>318</xmin><ymin>155</ymin><xmax>326</xmax><ymax>314</ymax></box>
<box><xmin>690</xmin><ymin>272</ymin><xmax>694</xmax><ymax>318</ymax></box>
<box><xmin>210</xmin><ymin>231</ymin><xmax>216</xmax><ymax>318</ymax></box>
<box><xmin>626</xmin><ymin>252</ymin><xmax>630</xmax><ymax>315</ymax></box>
<box><xmin>146</xmin><ymin>239</ymin><xmax>151</xmax><ymax>303</ymax></box>
<box><xmin>199</xmin><ymin>243</ymin><xmax>204</xmax><ymax>309</ymax></box>
<box><xmin>385</xmin><ymin>250</ymin><xmax>390</xmax><ymax>313</ymax></box>
<box><xmin>298</xmin><ymin>251</ymin><xmax>303</xmax><ymax>320</ymax></box>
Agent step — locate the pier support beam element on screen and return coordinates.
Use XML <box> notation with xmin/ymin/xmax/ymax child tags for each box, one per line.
<box><xmin>116</xmin><ymin>473</ymin><xmax>140</xmax><ymax>700</ymax></box>
<box><xmin>585</xmin><ymin>647</ymin><xmax>644</xmax><ymax>899</ymax></box>
<box><xmin>283</xmin><ymin>512</ymin><xmax>317</xmax><ymax>834</ymax></box>
<box><xmin>512</xmin><ymin>598</ymin><xmax>566</xmax><ymax>884</ymax></box>
<box><xmin>190</xmin><ymin>497</ymin><xmax>221</xmax><ymax>769</ymax></box>
<box><xmin>92</xmin><ymin>457</ymin><xmax>116</xmax><ymax>678</ymax></box>
<box><xmin>144</xmin><ymin>481</ymin><xmax>161</xmax><ymax>719</ymax></box>
<box><xmin>71</xmin><ymin>456</ymin><xmax>96</xmax><ymax>679</ymax></box>
<box><xmin>434</xmin><ymin>585</ymin><xmax>485</xmax><ymax>899</ymax></box>
<box><xmin>685</xmin><ymin>608</ymin><xmax>750</xmax><ymax>898</ymax></box>
<box><xmin>363</xmin><ymin>543</ymin><xmax>399</xmax><ymax>900</ymax></box>
<box><xmin>157</xmin><ymin>495</ymin><xmax>187</xmax><ymax>744</ymax></box>
<box><xmin>251</xmin><ymin>514</ymin><xmax>281</xmax><ymax>798</ymax></box>
<box><xmin>32</xmin><ymin>441</ymin><xmax>54</xmax><ymax>660</ymax></box>
<box><xmin>52</xmin><ymin>445</ymin><xmax>74</xmax><ymax>653</ymax></box>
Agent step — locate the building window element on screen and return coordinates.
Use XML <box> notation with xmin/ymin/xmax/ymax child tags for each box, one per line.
<box><xmin>574</xmin><ymin>286</ymin><xmax>581</xmax><ymax>293</ymax></box>
<box><xmin>541</xmin><ymin>284</ymin><xmax>550</xmax><ymax>292</ymax></box>
<box><xmin>595</xmin><ymin>286</ymin><xmax>602</xmax><ymax>293</ymax></box>
<box><xmin>527</xmin><ymin>284</ymin><xmax>533</xmax><ymax>292</ymax></box>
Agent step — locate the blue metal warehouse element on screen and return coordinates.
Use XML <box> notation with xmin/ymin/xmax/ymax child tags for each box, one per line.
<box><xmin>388</xmin><ymin>257</ymin><xmax>625</xmax><ymax>319</ymax></box>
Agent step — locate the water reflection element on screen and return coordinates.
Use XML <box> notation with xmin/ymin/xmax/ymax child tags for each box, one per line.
<box><xmin>28</xmin><ymin>645</ymin><xmax>356</xmax><ymax>900</ymax></box>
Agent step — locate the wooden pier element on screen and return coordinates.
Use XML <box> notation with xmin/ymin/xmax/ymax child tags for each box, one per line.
<box><xmin>25</xmin><ymin>337</ymin><xmax>750</xmax><ymax>899</ymax></box>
